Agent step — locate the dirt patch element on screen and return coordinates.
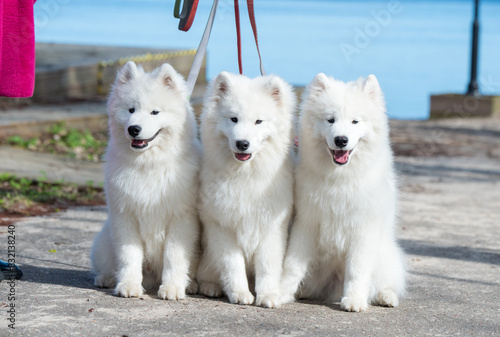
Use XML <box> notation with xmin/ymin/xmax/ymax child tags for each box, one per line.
<box><xmin>390</xmin><ymin>118</ymin><xmax>500</xmax><ymax>158</ymax></box>
<box><xmin>1</xmin><ymin>122</ymin><xmax>107</xmax><ymax>162</ymax></box>
<box><xmin>0</xmin><ymin>175</ymin><xmax>106</xmax><ymax>226</ymax></box>
<box><xmin>0</xmin><ymin>198</ymin><xmax>106</xmax><ymax>227</ymax></box>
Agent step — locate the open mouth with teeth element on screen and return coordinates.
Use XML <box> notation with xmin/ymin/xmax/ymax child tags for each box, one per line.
<box><xmin>234</xmin><ymin>153</ymin><xmax>252</xmax><ymax>162</ymax></box>
<box><xmin>330</xmin><ymin>149</ymin><xmax>353</xmax><ymax>165</ymax></box>
<box><xmin>131</xmin><ymin>129</ymin><xmax>161</xmax><ymax>149</ymax></box>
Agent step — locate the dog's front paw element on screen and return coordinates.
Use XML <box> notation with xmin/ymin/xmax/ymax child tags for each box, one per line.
<box><xmin>256</xmin><ymin>293</ymin><xmax>281</xmax><ymax>308</ymax></box>
<box><xmin>158</xmin><ymin>284</ymin><xmax>186</xmax><ymax>300</ymax></box>
<box><xmin>341</xmin><ymin>296</ymin><xmax>369</xmax><ymax>312</ymax></box>
<box><xmin>227</xmin><ymin>290</ymin><xmax>255</xmax><ymax>305</ymax></box>
<box><xmin>199</xmin><ymin>281</ymin><xmax>222</xmax><ymax>298</ymax></box>
<box><xmin>95</xmin><ymin>274</ymin><xmax>115</xmax><ymax>288</ymax></box>
<box><xmin>114</xmin><ymin>281</ymin><xmax>144</xmax><ymax>298</ymax></box>
<box><xmin>375</xmin><ymin>289</ymin><xmax>399</xmax><ymax>307</ymax></box>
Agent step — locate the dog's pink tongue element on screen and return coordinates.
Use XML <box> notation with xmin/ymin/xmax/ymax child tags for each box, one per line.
<box><xmin>132</xmin><ymin>139</ymin><xmax>146</xmax><ymax>147</ymax></box>
<box><xmin>236</xmin><ymin>153</ymin><xmax>251</xmax><ymax>161</ymax></box>
<box><xmin>334</xmin><ymin>150</ymin><xmax>349</xmax><ymax>163</ymax></box>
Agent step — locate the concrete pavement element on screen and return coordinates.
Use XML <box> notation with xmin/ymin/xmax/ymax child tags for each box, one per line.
<box><xmin>0</xmin><ymin>145</ymin><xmax>104</xmax><ymax>186</ymax></box>
<box><xmin>0</xmin><ymin>101</ymin><xmax>499</xmax><ymax>335</ymax></box>
<box><xmin>0</xmin><ymin>153</ymin><xmax>498</xmax><ymax>336</ymax></box>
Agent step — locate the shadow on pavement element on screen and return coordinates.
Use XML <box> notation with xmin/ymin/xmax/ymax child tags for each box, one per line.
<box><xmin>18</xmin><ymin>262</ymin><xmax>97</xmax><ymax>290</ymax></box>
<box><xmin>409</xmin><ymin>270</ymin><xmax>499</xmax><ymax>286</ymax></box>
<box><xmin>400</xmin><ymin>239</ymin><xmax>500</xmax><ymax>266</ymax></box>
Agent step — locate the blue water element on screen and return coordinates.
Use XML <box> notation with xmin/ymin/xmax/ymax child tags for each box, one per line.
<box><xmin>34</xmin><ymin>0</ymin><xmax>500</xmax><ymax>119</ymax></box>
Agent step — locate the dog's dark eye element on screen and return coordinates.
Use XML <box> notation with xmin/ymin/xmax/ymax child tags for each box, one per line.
<box><xmin>129</xmin><ymin>108</ymin><xmax>135</xmax><ymax>113</ymax></box>
<box><xmin>151</xmin><ymin>110</ymin><xmax>160</xmax><ymax>115</ymax></box>
<box><xmin>352</xmin><ymin>120</ymin><xmax>359</xmax><ymax>124</ymax></box>
<box><xmin>327</xmin><ymin>118</ymin><xmax>335</xmax><ymax>124</ymax></box>
<box><xmin>231</xmin><ymin>117</ymin><xmax>238</xmax><ymax>123</ymax></box>
<box><xmin>255</xmin><ymin>120</ymin><xmax>262</xmax><ymax>125</ymax></box>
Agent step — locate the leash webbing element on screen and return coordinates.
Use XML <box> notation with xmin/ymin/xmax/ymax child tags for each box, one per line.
<box><xmin>183</xmin><ymin>0</ymin><xmax>265</xmax><ymax>97</ymax></box>
<box><xmin>246</xmin><ymin>0</ymin><xmax>266</xmax><ymax>76</ymax></box>
<box><xmin>234</xmin><ymin>0</ymin><xmax>243</xmax><ymax>74</ymax></box>
<box><xmin>234</xmin><ymin>0</ymin><xmax>266</xmax><ymax>76</ymax></box>
<box><xmin>185</xmin><ymin>0</ymin><xmax>219</xmax><ymax>98</ymax></box>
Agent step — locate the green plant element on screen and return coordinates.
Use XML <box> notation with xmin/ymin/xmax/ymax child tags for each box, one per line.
<box><xmin>6</xmin><ymin>135</ymin><xmax>39</xmax><ymax>149</ymax></box>
<box><xmin>4</xmin><ymin>122</ymin><xmax>108</xmax><ymax>162</ymax></box>
<box><xmin>0</xmin><ymin>173</ymin><xmax>105</xmax><ymax>216</ymax></box>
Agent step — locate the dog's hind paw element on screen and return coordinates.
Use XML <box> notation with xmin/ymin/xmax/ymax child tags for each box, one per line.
<box><xmin>94</xmin><ymin>274</ymin><xmax>115</xmax><ymax>288</ymax></box>
<box><xmin>114</xmin><ymin>281</ymin><xmax>144</xmax><ymax>298</ymax></box>
<box><xmin>186</xmin><ymin>279</ymin><xmax>199</xmax><ymax>295</ymax></box>
<box><xmin>158</xmin><ymin>284</ymin><xmax>186</xmax><ymax>300</ymax></box>
<box><xmin>227</xmin><ymin>290</ymin><xmax>255</xmax><ymax>305</ymax></box>
<box><xmin>279</xmin><ymin>293</ymin><xmax>296</xmax><ymax>305</ymax></box>
<box><xmin>341</xmin><ymin>296</ymin><xmax>369</xmax><ymax>312</ymax></box>
<box><xmin>256</xmin><ymin>293</ymin><xmax>281</xmax><ymax>308</ymax></box>
<box><xmin>198</xmin><ymin>281</ymin><xmax>222</xmax><ymax>298</ymax></box>
<box><xmin>375</xmin><ymin>289</ymin><xmax>399</xmax><ymax>307</ymax></box>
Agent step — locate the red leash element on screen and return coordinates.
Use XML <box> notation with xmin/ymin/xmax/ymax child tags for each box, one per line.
<box><xmin>234</xmin><ymin>0</ymin><xmax>243</xmax><ymax>74</ymax></box>
<box><xmin>234</xmin><ymin>0</ymin><xmax>266</xmax><ymax>75</ymax></box>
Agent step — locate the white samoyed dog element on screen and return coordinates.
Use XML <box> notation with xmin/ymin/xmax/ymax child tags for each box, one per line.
<box><xmin>280</xmin><ymin>73</ymin><xmax>406</xmax><ymax>312</ymax></box>
<box><xmin>91</xmin><ymin>61</ymin><xmax>201</xmax><ymax>300</ymax></box>
<box><xmin>196</xmin><ymin>72</ymin><xmax>296</xmax><ymax>308</ymax></box>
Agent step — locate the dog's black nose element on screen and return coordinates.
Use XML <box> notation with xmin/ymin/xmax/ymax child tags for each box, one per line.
<box><xmin>128</xmin><ymin>125</ymin><xmax>142</xmax><ymax>137</ymax></box>
<box><xmin>236</xmin><ymin>140</ymin><xmax>250</xmax><ymax>151</ymax></box>
<box><xmin>334</xmin><ymin>136</ymin><xmax>348</xmax><ymax>148</ymax></box>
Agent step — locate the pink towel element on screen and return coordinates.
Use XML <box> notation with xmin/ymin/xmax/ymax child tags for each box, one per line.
<box><xmin>0</xmin><ymin>0</ymin><xmax>37</xmax><ymax>98</ymax></box>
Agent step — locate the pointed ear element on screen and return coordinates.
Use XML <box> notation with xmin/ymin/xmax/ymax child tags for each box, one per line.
<box><xmin>266</xmin><ymin>76</ymin><xmax>289</xmax><ymax>106</ymax></box>
<box><xmin>364</xmin><ymin>74</ymin><xmax>384</xmax><ymax>104</ymax></box>
<box><xmin>308</xmin><ymin>73</ymin><xmax>330</xmax><ymax>96</ymax></box>
<box><xmin>213</xmin><ymin>71</ymin><xmax>232</xmax><ymax>101</ymax></box>
<box><xmin>155</xmin><ymin>63</ymin><xmax>179</xmax><ymax>90</ymax></box>
<box><xmin>117</xmin><ymin>61</ymin><xmax>139</xmax><ymax>84</ymax></box>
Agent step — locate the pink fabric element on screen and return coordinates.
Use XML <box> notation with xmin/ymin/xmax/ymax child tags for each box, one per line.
<box><xmin>0</xmin><ymin>0</ymin><xmax>37</xmax><ymax>98</ymax></box>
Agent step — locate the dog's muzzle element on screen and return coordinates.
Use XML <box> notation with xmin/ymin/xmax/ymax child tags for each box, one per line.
<box><xmin>130</xmin><ymin>129</ymin><xmax>162</xmax><ymax>149</ymax></box>
<box><xmin>234</xmin><ymin>153</ymin><xmax>252</xmax><ymax>161</ymax></box>
<box><xmin>331</xmin><ymin>149</ymin><xmax>352</xmax><ymax>165</ymax></box>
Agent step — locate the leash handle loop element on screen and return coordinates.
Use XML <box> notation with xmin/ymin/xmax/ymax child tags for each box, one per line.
<box><xmin>246</xmin><ymin>0</ymin><xmax>266</xmax><ymax>76</ymax></box>
<box><xmin>173</xmin><ymin>0</ymin><xmax>182</xmax><ymax>18</ymax></box>
<box><xmin>175</xmin><ymin>0</ymin><xmax>200</xmax><ymax>32</ymax></box>
<box><xmin>233</xmin><ymin>0</ymin><xmax>266</xmax><ymax>76</ymax></box>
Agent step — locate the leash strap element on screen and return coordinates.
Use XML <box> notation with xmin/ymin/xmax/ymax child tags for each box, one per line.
<box><xmin>234</xmin><ymin>0</ymin><xmax>243</xmax><ymax>74</ymax></box>
<box><xmin>234</xmin><ymin>0</ymin><xmax>266</xmax><ymax>76</ymax></box>
<box><xmin>185</xmin><ymin>0</ymin><xmax>219</xmax><ymax>97</ymax></box>
<box><xmin>246</xmin><ymin>0</ymin><xmax>266</xmax><ymax>76</ymax></box>
<box><xmin>173</xmin><ymin>0</ymin><xmax>182</xmax><ymax>18</ymax></box>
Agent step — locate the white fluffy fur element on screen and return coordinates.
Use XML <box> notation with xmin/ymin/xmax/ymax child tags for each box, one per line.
<box><xmin>196</xmin><ymin>72</ymin><xmax>296</xmax><ymax>308</ymax></box>
<box><xmin>280</xmin><ymin>73</ymin><xmax>406</xmax><ymax>312</ymax></box>
<box><xmin>90</xmin><ymin>61</ymin><xmax>201</xmax><ymax>300</ymax></box>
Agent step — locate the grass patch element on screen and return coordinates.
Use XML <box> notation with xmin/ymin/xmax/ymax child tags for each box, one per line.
<box><xmin>4</xmin><ymin>122</ymin><xmax>108</xmax><ymax>162</ymax></box>
<box><xmin>0</xmin><ymin>173</ymin><xmax>105</xmax><ymax>220</ymax></box>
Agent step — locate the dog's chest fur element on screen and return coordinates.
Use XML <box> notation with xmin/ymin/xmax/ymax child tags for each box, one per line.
<box><xmin>107</xmin><ymin>154</ymin><xmax>195</xmax><ymax>237</ymax></box>
<box><xmin>201</xmin><ymin>163</ymin><xmax>292</xmax><ymax>254</ymax></box>
<box><xmin>302</xmin><ymin>165</ymin><xmax>391</xmax><ymax>257</ymax></box>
